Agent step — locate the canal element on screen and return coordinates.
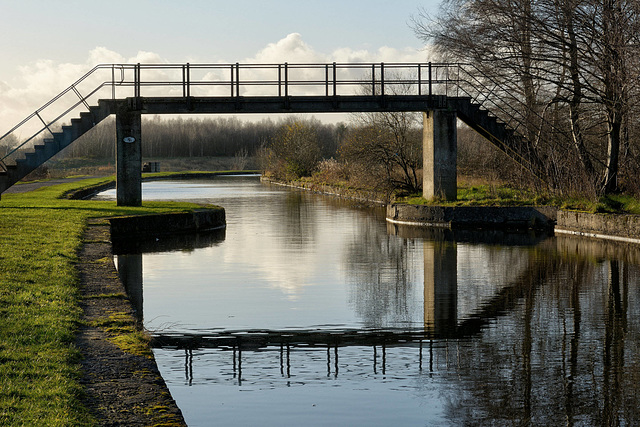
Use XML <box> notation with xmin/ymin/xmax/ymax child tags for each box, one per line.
<box><xmin>98</xmin><ymin>176</ymin><xmax>640</xmax><ymax>426</ymax></box>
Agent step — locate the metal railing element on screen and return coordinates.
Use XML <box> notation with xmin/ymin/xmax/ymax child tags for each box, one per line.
<box><xmin>0</xmin><ymin>62</ymin><xmax>464</xmax><ymax>169</ymax></box>
<box><xmin>0</xmin><ymin>61</ymin><xmax>553</xmax><ymax>173</ymax></box>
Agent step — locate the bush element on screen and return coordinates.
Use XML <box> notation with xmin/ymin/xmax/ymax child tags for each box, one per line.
<box><xmin>266</xmin><ymin>120</ymin><xmax>322</xmax><ymax>179</ymax></box>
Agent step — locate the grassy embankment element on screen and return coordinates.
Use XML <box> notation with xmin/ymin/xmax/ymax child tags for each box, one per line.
<box><xmin>398</xmin><ymin>180</ymin><xmax>640</xmax><ymax>214</ymax></box>
<box><xmin>0</xmin><ymin>176</ymin><xmax>218</xmax><ymax>426</ymax></box>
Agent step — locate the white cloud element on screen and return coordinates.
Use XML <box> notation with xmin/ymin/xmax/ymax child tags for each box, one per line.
<box><xmin>246</xmin><ymin>33</ymin><xmax>325</xmax><ymax>63</ymax></box>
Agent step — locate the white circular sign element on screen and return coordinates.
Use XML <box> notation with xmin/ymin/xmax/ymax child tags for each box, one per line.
<box><xmin>123</xmin><ymin>137</ymin><xmax>136</xmax><ymax>143</ymax></box>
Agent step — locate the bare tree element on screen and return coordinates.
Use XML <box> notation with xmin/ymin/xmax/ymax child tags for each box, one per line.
<box><xmin>413</xmin><ymin>0</ymin><xmax>640</xmax><ymax>196</ymax></box>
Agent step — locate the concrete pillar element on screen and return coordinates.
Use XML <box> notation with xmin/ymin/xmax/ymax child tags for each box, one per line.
<box><xmin>116</xmin><ymin>107</ymin><xmax>142</xmax><ymax>206</ymax></box>
<box><xmin>423</xmin><ymin>110</ymin><xmax>457</xmax><ymax>201</ymax></box>
<box><xmin>424</xmin><ymin>240</ymin><xmax>457</xmax><ymax>336</ymax></box>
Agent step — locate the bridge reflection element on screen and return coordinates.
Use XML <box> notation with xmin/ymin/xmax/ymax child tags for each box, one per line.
<box><xmin>115</xmin><ymin>227</ymin><xmax>226</xmax><ymax>322</ymax></box>
<box><xmin>156</xmin><ymin>331</ymin><xmax>440</xmax><ymax>385</ymax></box>
<box><xmin>115</xmin><ymin>225</ymin><xmax>552</xmax><ymax>347</ymax></box>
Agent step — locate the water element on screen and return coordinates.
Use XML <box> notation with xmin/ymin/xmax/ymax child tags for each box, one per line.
<box><xmin>98</xmin><ymin>176</ymin><xmax>640</xmax><ymax>426</ymax></box>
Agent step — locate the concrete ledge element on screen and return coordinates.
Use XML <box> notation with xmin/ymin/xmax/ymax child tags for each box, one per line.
<box><xmin>556</xmin><ymin>211</ymin><xmax>640</xmax><ymax>245</ymax></box>
<box><xmin>386</xmin><ymin>204</ymin><xmax>557</xmax><ymax>230</ymax></box>
<box><xmin>262</xmin><ymin>177</ymin><xmax>387</xmax><ymax>205</ymax></box>
<box><xmin>109</xmin><ymin>208</ymin><xmax>225</xmax><ymax>238</ymax></box>
<box><xmin>65</xmin><ymin>181</ymin><xmax>116</xmax><ymax>200</ymax></box>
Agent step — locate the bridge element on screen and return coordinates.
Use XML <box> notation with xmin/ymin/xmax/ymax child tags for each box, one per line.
<box><xmin>0</xmin><ymin>62</ymin><xmax>545</xmax><ymax>205</ymax></box>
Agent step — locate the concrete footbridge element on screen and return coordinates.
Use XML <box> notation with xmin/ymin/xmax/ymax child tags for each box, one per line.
<box><xmin>0</xmin><ymin>62</ymin><xmax>544</xmax><ymax>205</ymax></box>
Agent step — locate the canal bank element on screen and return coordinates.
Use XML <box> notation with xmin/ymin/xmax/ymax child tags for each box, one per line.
<box><xmin>266</xmin><ymin>178</ymin><xmax>640</xmax><ymax>244</ymax></box>
<box><xmin>76</xmin><ymin>209</ymin><xmax>225</xmax><ymax>426</ymax></box>
<box><xmin>387</xmin><ymin>203</ymin><xmax>640</xmax><ymax>245</ymax></box>
<box><xmin>0</xmin><ymin>177</ymin><xmax>225</xmax><ymax>426</ymax></box>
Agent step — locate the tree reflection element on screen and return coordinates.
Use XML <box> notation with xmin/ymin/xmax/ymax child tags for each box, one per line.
<box><xmin>441</xmin><ymin>243</ymin><xmax>640</xmax><ymax>426</ymax></box>
<box><xmin>343</xmin><ymin>217</ymin><xmax>422</xmax><ymax>328</ymax></box>
<box><xmin>344</xmin><ymin>226</ymin><xmax>640</xmax><ymax>425</ymax></box>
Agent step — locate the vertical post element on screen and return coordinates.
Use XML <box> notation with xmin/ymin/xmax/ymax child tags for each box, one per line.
<box><xmin>186</xmin><ymin>63</ymin><xmax>190</xmax><ymax>98</ymax></box>
<box><xmin>134</xmin><ymin>63</ymin><xmax>141</xmax><ymax>99</ymax></box>
<box><xmin>278</xmin><ymin>64</ymin><xmax>282</xmax><ymax>97</ymax></box>
<box><xmin>182</xmin><ymin>65</ymin><xmax>186</xmax><ymax>97</ymax></box>
<box><xmin>428</xmin><ymin>62</ymin><xmax>432</xmax><ymax>97</ymax></box>
<box><xmin>380</xmin><ymin>62</ymin><xmax>385</xmax><ymax>97</ymax></box>
<box><xmin>230</xmin><ymin>64</ymin><xmax>234</xmax><ymax>97</ymax></box>
<box><xmin>235</xmin><ymin>62</ymin><xmax>240</xmax><ymax>97</ymax></box>
<box><xmin>418</xmin><ymin>64</ymin><xmax>422</xmax><ymax>96</ymax></box>
<box><xmin>325</xmin><ymin>64</ymin><xmax>329</xmax><ymax>97</ymax></box>
<box><xmin>332</xmin><ymin>62</ymin><xmax>337</xmax><ymax>96</ymax></box>
<box><xmin>116</xmin><ymin>105</ymin><xmax>142</xmax><ymax>206</ymax></box>
<box><xmin>284</xmin><ymin>62</ymin><xmax>288</xmax><ymax>97</ymax></box>
<box><xmin>371</xmin><ymin>64</ymin><xmax>376</xmax><ymax>96</ymax></box>
<box><xmin>423</xmin><ymin>109</ymin><xmax>457</xmax><ymax>201</ymax></box>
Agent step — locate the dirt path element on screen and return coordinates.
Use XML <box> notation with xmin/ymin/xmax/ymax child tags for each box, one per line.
<box><xmin>75</xmin><ymin>219</ymin><xmax>186</xmax><ymax>426</ymax></box>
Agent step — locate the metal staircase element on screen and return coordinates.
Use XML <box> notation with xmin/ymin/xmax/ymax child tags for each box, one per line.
<box><xmin>451</xmin><ymin>97</ymin><xmax>546</xmax><ymax>180</ymax></box>
<box><xmin>0</xmin><ymin>101</ymin><xmax>114</xmax><ymax>194</ymax></box>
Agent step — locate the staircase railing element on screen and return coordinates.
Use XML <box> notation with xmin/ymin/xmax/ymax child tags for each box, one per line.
<box><xmin>0</xmin><ymin>64</ymin><xmax>130</xmax><ymax>171</ymax></box>
<box><xmin>452</xmin><ymin>63</ymin><xmax>574</xmax><ymax>184</ymax></box>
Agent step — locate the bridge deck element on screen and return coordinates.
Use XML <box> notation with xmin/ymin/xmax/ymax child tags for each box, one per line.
<box><xmin>115</xmin><ymin>94</ymin><xmax>455</xmax><ymax>114</ymax></box>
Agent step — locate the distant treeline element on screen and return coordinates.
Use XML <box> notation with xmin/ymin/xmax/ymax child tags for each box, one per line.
<box><xmin>63</xmin><ymin>115</ymin><xmax>345</xmax><ymax>159</ymax></box>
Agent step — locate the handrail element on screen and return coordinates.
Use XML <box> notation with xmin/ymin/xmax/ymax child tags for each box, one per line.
<box><xmin>454</xmin><ymin>62</ymin><xmax>575</xmax><ymax>184</ymax></box>
<box><xmin>0</xmin><ymin>61</ymin><xmax>558</xmax><ymax>182</ymax></box>
<box><xmin>0</xmin><ymin>62</ymin><xmax>459</xmax><ymax>167</ymax></box>
<box><xmin>0</xmin><ymin>64</ymin><xmax>127</xmax><ymax>169</ymax></box>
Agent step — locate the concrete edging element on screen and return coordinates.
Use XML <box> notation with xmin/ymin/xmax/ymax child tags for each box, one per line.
<box><xmin>387</xmin><ymin>203</ymin><xmax>640</xmax><ymax>245</ymax></box>
<box><xmin>555</xmin><ymin>210</ymin><xmax>640</xmax><ymax>245</ymax></box>
<box><xmin>109</xmin><ymin>208</ymin><xmax>226</xmax><ymax>238</ymax></box>
<box><xmin>386</xmin><ymin>204</ymin><xmax>557</xmax><ymax>231</ymax></box>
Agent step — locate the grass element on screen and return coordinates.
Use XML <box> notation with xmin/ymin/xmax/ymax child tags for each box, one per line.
<box><xmin>398</xmin><ymin>181</ymin><xmax>640</xmax><ymax>215</ymax></box>
<box><xmin>0</xmin><ymin>176</ymin><xmax>216</xmax><ymax>426</ymax></box>
<box><xmin>89</xmin><ymin>312</ymin><xmax>153</xmax><ymax>359</ymax></box>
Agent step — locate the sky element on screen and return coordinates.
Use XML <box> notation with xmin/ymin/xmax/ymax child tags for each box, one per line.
<box><xmin>0</xmin><ymin>0</ymin><xmax>441</xmax><ymax>132</ymax></box>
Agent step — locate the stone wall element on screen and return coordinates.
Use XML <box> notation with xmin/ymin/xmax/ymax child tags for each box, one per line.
<box><xmin>556</xmin><ymin>211</ymin><xmax>640</xmax><ymax>244</ymax></box>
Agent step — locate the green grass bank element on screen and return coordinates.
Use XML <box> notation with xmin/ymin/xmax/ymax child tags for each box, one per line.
<box><xmin>0</xmin><ymin>176</ymin><xmax>220</xmax><ymax>426</ymax></box>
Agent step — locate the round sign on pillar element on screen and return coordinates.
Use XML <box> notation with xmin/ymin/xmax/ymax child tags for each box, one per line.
<box><xmin>123</xmin><ymin>137</ymin><xmax>136</xmax><ymax>143</ymax></box>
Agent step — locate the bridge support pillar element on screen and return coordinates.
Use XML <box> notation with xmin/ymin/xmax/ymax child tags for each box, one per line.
<box><xmin>116</xmin><ymin>107</ymin><xmax>142</xmax><ymax>206</ymax></box>
<box><xmin>423</xmin><ymin>110</ymin><xmax>457</xmax><ymax>201</ymax></box>
<box><xmin>424</xmin><ymin>240</ymin><xmax>457</xmax><ymax>335</ymax></box>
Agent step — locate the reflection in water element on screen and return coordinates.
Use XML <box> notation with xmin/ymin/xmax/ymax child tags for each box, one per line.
<box><xmin>106</xmin><ymin>179</ymin><xmax>640</xmax><ymax>426</ymax></box>
<box><xmin>424</xmin><ymin>240</ymin><xmax>457</xmax><ymax>335</ymax></box>
<box><xmin>115</xmin><ymin>228</ymin><xmax>226</xmax><ymax>323</ymax></box>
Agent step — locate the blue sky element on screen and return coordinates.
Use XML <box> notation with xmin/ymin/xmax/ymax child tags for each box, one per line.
<box><xmin>0</xmin><ymin>0</ymin><xmax>441</xmax><ymax>129</ymax></box>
